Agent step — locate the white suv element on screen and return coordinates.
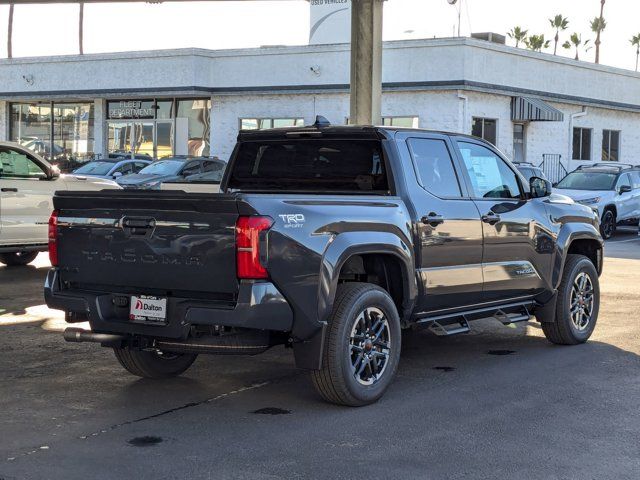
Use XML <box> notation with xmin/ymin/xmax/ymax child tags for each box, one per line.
<box><xmin>554</xmin><ymin>163</ymin><xmax>640</xmax><ymax>239</ymax></box>
<box><xmin>0</xmin><ymin>142</ymin><xmax>120</xmax><ymax>266</ymax></box>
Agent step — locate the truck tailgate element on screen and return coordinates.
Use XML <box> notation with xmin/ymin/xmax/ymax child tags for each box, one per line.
<box><xmin>54</xmin><ymin>191</ymin><xmax>245</xmax><ymax>299</ymax></box>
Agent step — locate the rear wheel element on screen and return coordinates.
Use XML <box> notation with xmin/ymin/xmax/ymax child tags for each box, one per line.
<box><xmin>311</xmin><ymin>283</ymin><xmax>401</xmax><ymax>407</ymax></box>
<box><xmin>600</xmin><ymin>209</ymin><xmax>616</xmax><ymax>239</ymax></box>
<box><xmin>541</xmin><ymin>254</ymin><xmax>599</xmax><ymax>345</ymax></box>
<box><xmin>0</xmin><ymin>251</ymin><xmax>39</xmax><ymax>266</ymax></box>
<box><xmin>113</xmin><ymin>347</ymin><xmax>197</xmax><ymax>379</ymax></box>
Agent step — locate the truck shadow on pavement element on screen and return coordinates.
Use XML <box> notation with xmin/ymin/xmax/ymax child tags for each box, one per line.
<box><xmin>0</xmin><ymin>264</ymin><xmax>50</xmax><ymax>316</ymax></box>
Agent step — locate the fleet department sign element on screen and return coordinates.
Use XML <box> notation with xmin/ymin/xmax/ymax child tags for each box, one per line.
<box><xmin>107</xmin><ymin>100</ymin><xmax>155</xmax><ymax>119</ymax></box>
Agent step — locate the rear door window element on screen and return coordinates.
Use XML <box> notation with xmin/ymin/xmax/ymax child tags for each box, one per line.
<box><xmin>228</xmin><ymin>139</ymin><xmax>388</xmax><ymax>193</ymax></box>
<box><xmin>407</xmin><ymin>138</ymin><xmax>462</xmax><ymax>198</ymax></box>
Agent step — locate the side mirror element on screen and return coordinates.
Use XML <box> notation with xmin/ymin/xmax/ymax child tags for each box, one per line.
<box><xmin>530</xmin><ymin>176</ymin><xmax>552</xmax><ymax>198</ymax></box>
<box><xmin>48</xmin><ymin>165</ymin><xmax>60</xmax><ymax>180</ymax></box>
<box><xmin>112</xmin><ymin>171</ymin><xmax>123</xmax><ymax>179</ymax></box>
<box><xmin>619</xmin><ymin>185</ymin><xmax>632</xmax><ymax>194</ymax></box>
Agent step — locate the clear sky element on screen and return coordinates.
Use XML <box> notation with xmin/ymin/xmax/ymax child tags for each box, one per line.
<box><xmin>0</xmin><ymin>0</ymin><xmax>638</xmax><ymax>71</ymax></box>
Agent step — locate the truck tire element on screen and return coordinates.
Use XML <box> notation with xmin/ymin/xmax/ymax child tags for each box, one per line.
<box><xmin>542</xmin><ymin>254</ymin><xmax>599</xmax><ymax>345</ymax></box>
<box><xmin>0</xmin><ymin>251</ymin><xmax>39</xmax><ymax>266</ymax></box>
<box><xmin>113</xmin><ymin>347</ymin><xmax>197</xmax><ymax>379</ymax></box>
<box><xmin>600</xmin><ymin>209</ymin><xmax>616</xmax><ymax>239</ymax></box>
<box><xmin>311</xmin><ymin>282</ymin><xmax>401</xmax><ymax>407</ymax></box>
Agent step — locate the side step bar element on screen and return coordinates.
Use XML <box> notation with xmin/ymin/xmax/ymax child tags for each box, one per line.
<box><xmin>418</xmin><ymin>301</ymin><xmax>534</xmax><ymax>337</ymax></box>
<box><xmin>429</xmin><ymin>317</ymin><xmax>470</xmax><ymax>337</ymax></box>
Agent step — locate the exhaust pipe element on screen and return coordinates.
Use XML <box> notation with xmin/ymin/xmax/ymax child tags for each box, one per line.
<box><xmin>64</xmin><ymin>327</ymin><xmax>125</xmax><ymax>344</ymax></box>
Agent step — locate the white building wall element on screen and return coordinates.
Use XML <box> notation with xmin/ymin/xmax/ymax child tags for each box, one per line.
<box><xmin>211</xmin><ymin>93</ymin><xmax>349</xmax><ymax>160</ymax></box>
<box><xmin>208</xmin><ymin>89</ymin><xmax>640</xmax><ymax>167</ymax></box>
<box><xmin>0</xmin><ymin>101</ymin><xmax>7</xmax><ymax>141</ymax></box>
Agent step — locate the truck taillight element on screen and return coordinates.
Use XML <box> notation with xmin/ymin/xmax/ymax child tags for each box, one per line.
<box><xmin>48</xmin><ymin>210</ymin><xmax>59</xmax><ymax>267</ymax></box>
<box><xmin>236</xmin><ymin>216</ymin><xmax>273</xmax><ymax>279</ymax></box>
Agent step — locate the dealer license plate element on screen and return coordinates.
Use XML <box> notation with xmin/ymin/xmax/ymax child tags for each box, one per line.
<box><xmin>129</xmin><ymin>295</ymin><xmax>167</xmax><ymax>324</ymax></box>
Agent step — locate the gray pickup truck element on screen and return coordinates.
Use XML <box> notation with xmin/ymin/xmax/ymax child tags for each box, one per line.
<box><xmin>45</xmin><ymin>119</ymin><xmax>603</xmax><ymax>406</ymax></box>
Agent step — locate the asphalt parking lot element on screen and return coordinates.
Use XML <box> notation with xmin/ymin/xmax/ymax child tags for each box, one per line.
<box><xmin>1</xmin><ymin>229</ymin><xmax>639</xmax><ymax>480</ymax></box>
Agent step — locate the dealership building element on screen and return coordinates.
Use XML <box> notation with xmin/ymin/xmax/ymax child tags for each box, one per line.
<box><xmin>1</xmin><ymin>31</ymin><xmax>640</xmax><ymax>176</ymax></box>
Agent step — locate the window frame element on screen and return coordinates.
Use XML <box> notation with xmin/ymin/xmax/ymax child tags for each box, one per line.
<box><xmin>454</xmin><ymin>137</ymin><xmax>525</xmax><ymax>201</ymax></box>
<box><xmin>406</xmin><ymin>136</ymin><xmax>464</xmax><ymax>199</ymax></box>
<box><xmin>471</xmin><ymin>117</ymin><xmax>498</xmax><ymax>146</ymax></box>
<box><xmin>572</xmin><ymin>127</ymin><xmax>593</xmax><ymax>161</ymax></box>
<box><xmin>602</xmin><ymin>129</ymin><xmax>621</xmax><ymax>162</ymax></box>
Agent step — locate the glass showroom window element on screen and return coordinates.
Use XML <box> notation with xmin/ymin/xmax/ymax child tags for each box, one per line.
<box><xmin>382</xmin><ymin>116</ymin><xmax>419</xmax><ymax>128</ymax></box>
<box><xmin>573</xmin><ymin>127</ymin><xmax>592</xmax><ymax>161</ymax></box>
<box><xmin>177</xmin><ymin>99</ymin><xmax>211</xmax><ymax>156</ymax></box>
<box><xmin>471</xmin><ymin>118</ymin><xmax>497</xmax><ymax>145</ymax></box>
<box><xmin>240</xmin><ymin>118</ymin><xmax>304</xmax><ymax>130</ymax></box>
<box><xmin>602</xmin><ymin>130</ymin><xmax>620</xmax><ymax>162</ymax></box>
<box><xmin>10</xmin><ymin>102</ymin><xmax>94</xmax><ymax>172</ymax></box>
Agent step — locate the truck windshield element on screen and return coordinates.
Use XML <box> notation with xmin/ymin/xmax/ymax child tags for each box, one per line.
<box><xmin>556</xmin><ymin>172</ymin><xmax>617</xmax><ymax>191</ymax></box>
<box><xmin>228</xmin><ymin>139</ymin><xmax>388</xmax><ymax>193</ymax></box>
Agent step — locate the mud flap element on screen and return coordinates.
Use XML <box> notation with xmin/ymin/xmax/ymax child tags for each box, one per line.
<box><xmin>534</xmin><ymin>290</ymin><xmax>558</xmax><ymax>323</ymax></box>
<box><xmin>292</xmin><ymin>323</ymin><xmax>327</xmax><ymax>370</ymax></box>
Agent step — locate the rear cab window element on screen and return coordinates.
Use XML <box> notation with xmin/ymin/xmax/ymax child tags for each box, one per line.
<box><xmin>227</xmin><ymin>139</ymin><xmax>389</xmax><ymax>194</ymax></box>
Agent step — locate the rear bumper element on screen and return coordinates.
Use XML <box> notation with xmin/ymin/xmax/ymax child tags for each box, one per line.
<box><xmin>44</xmin><ymin>269</ymin><xmax>293</xmax><ymax>339</ymax></box>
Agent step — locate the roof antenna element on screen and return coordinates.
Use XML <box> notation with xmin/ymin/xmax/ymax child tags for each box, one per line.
<box><xmin>313</xmin><ymin>115</ymin><xmax>331</xmax><ymax>128</ymax></box>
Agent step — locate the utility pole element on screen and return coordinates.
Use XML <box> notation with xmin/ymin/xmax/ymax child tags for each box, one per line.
<box><xmin>79</xmin><ymin>2</ymin><xmax>84</xmax><ymax>54</ymax></box>
<box><xmin>7</xmin><ymin>3</ymin><xmax>14</xmax><ymax>58</ymax></box>
<box><xmin>349</xmin><ymin>0</ymin><xmax>383</xmax><ymax>125</ymax></box>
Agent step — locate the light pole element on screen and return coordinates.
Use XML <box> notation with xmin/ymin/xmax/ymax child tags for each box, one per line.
<box><xmin>447</xmin><ymin>0</ymin><xmax>462</xmax><ymax>37</ymax></box>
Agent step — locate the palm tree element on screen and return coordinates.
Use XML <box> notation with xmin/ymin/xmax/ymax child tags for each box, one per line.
<box><xmin>631</xmin><ymin>34</ymin><xmax>640</xmax><ymax>71</ymax></box>
<box><xmin>525</xmin><ymin>34</ymin><xmax>550</xmax><ymax>52</ymax></box>
<box><xmin>549</xmin><ymin>14</ymin><xmax>569</xmax><ymax>55</ymax></box>
<box><xmin>563</xmin><ymin>33</ymin><xmax>591</xmax><ymax>61</ymax></box>
<box><xmin>507</xmin><ymin>26</ymin><xmax>528</xmax><ymax>48</ymax></box>
<box><xmin>591</xmin><ymin>0</ymin><xmax>606</xmax><ymax>64</ymax></box>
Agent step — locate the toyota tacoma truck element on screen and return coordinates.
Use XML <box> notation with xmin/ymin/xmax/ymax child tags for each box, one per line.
<box><xmin>45</xmin><ymin>119</ymin><xmax>604</xmax><ymax>406</ymax></box>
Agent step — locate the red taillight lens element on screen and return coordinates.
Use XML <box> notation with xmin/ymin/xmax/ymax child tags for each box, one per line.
<box><xmin>236</xmin><ymin>216</ymin><xmax>273</xmax><ymax>279</ymax></box>
<box><xmin>48</xmin><ymin>210</ymin><xmax>59</xmax><ymax>267</ymax></box>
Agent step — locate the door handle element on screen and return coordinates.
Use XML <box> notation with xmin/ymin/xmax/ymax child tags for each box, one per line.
<box><xmin>1</xmin><ymin>187</ymin><xmax>17</xmax><ymax>193</ymax></box>
<box><xmin>481</xmin><ymin>212</ymin><xmax>501</xmax><ymax>225</ymax></box>
<box><xmin>421</xmin><ymin>212</ymin><xmax>445</xmax><ymax>227</ymax></box>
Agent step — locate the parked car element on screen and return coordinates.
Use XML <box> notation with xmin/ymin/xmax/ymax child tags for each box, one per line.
<box><xmin>108</xmin><ymin>152</ymin><xmax>154</xmax><ymax>161</ymax></box>
<box><xmin>160</xmin><ymin>161</ymin><xmax>226</xmax><ymax>193</ymax></box>
<box><xmin>116</xmin><ymin>157</ymin><xmax>226</xmax><ymax>190</ymax></box>
<box><xmin>0</xmin><ymin>142</ymin><xmax>120</xmax><ymax>266</ymax></box>
<box><xmin>72</xmin><ymin>158</ymin><xmax>152</xmax><ymax>180</ymax></box>
<box><xmin>513</xmin><ymin>162</ymin><xmax>548</xmax><ymax>182</ymax></box>
<box><xmin>46</xmin><ymin>120</ymin><xmax>603</xmax><ymax>406</ymax></box>
<box><xmin>554</xmin><ymin>163</ymin><xmax>640</xmax><ymax>239</ymax></box>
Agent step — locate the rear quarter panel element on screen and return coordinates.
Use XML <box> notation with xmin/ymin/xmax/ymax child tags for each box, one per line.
<box><xmin>242</xmin><ymin>194</ymin><xmax>416</xmax><ymax>341</ymax></box>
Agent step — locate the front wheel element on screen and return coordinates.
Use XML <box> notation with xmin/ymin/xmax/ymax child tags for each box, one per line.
<box><xmin>0</xmin><ymin>251</ymin><xmax>39</xmax><ymax>266</ymax></box>
<box><xmin>113</xmin><ymin>347</ymin><xmax>197</xmax><ymax>379</ymax></box>
<box><xmin>311</xmin><ymin>283</ymin><xmax>401</xmax><ymax>406</ymax></box>
<box><xmin>600</xmin><ymin>209</ymin><xmax>616</xmax><ymax>239</ymax></box>
<box><xmin>541</xmin><ymin>254</ymin><xmax>600</xmax><ymax>345</ymax></box>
